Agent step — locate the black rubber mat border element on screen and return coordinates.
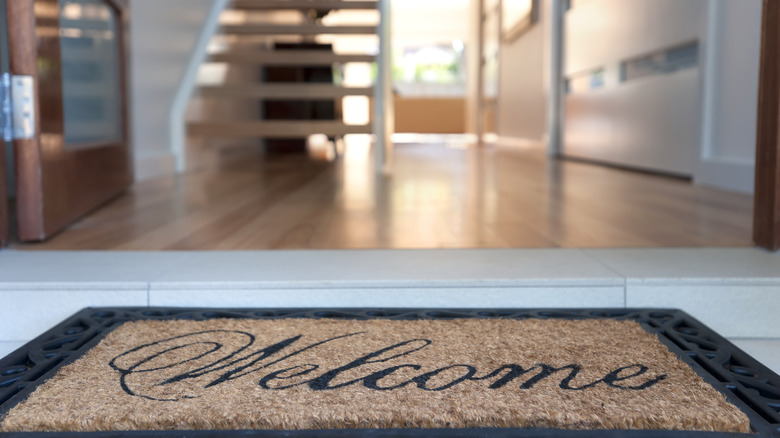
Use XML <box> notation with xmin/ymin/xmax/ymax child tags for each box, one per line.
<box><xmin>0</xmin><ymin>307</ymin><xmax>778</xmax><ymax>438</ymax></box>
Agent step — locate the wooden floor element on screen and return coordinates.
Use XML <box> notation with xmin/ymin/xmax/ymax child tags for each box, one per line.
<box><xmin>14</xmin><ymin>143</ymin><xmax>754</xmax><ymax>250</ymax></box>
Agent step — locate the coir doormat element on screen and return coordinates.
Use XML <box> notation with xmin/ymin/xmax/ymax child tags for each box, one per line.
<box><xmin>0</xmin><ymin>315</ymin><xmax>754</xmax><ymax>434</ymax></box>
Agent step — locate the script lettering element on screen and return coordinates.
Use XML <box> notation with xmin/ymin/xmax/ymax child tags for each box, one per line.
<box><xmin>110</xmin><ymin>330</ymin><xmax>667</xmax><ymax>401</ymax></box>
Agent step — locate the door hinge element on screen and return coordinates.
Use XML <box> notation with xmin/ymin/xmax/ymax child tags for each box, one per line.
<box><xmin>1</xmin><ymin>73</ymin><xmax>11</xmax><ymax>142</ymax></box>
<box><xmin>1</xmin><ymin>72</ymin><xmax>36</xmax><ymax>142</ymax></box>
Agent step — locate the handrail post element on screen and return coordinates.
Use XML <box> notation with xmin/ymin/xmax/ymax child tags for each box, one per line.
<box><xmin>373</xmin><ymin>0</ymin><xmax>393</xmax><ymax>174</ymax></box>
<box><xmin>171</xmin><ymin>0</ymin><xmax>229</xmax><ymax>174</ymax></box>
<box><xmin>546</xmin><ymin>0</ymin><xmax>564</xmax><ymax>156</ymax></box>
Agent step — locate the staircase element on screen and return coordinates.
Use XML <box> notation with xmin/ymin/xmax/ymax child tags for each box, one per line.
<box><xmin>187</xmin><ymin>0</ymin><xmax>390</xmax><ymax>163</ymax></box>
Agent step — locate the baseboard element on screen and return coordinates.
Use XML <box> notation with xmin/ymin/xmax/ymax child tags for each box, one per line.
<box><xmin>490</xmin><ymin>135</ymin><xmax>545</xmax><ymax>149</ymax></box>
<box><xmin>133</xmin><ymin>153</ymin><xmax>177</xmax><ymax>181</ymax></box>
<box><xmin>694</xmin><ymin>158</ymin><xmax>755</xmax><ymax>195</ymax></box>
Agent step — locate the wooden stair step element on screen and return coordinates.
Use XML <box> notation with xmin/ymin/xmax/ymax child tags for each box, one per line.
<box><xmin>220</xmin><ymin>24</ymin><xmax>377</xmax><ymax>35</ymax></box>
<box><xmin>189</xmin><ymin>121</ymin><xmax>373</xmax><ymax>137</ymax></box>
<box><xmin>209</xmin><ymin>50</ymin><xmax>376</xmax><ymax>65</ymax></box>
<box><xmin>199</xmin><ymin>84</ymin><xmax>374</xmax><ymax>99</ymax></box>
<box><xmin>229</xmin><ymin>0</ymin><xmax>378</xmax><ymax>10</ymax></box>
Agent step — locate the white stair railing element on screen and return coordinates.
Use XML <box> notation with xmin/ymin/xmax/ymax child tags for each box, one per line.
<box><xmin>373</xmin><ymin>0</ymin><xmax>393</xmax><ymax>174</ymax></box>
<box><xmin>172</xmin><ymin>0</ymin><xmax>230</xmax><ymax>173</ymax></box>
<box><xmin>183</xmin><ymin>0</ymin><xmax>393</xmax><ymax>175</ymax></box>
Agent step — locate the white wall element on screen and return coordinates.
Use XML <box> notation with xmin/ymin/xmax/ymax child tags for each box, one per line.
<box><xmin>565</xmin><ymin>0</ymin><xmax>705</xmax><ymax>76</ymax></box>
<box><xmin>496</xmin><ymin>0</ymin><xmax>549</xmax><ymax>144</ymax></box>
<box><xmin>695</xmin><ymin>0</ymin><xmax>762</xmax><ymax>194</ymax></box>
<box><xmin>129</xmin><ymin>0</ymin><xmax>219</xmax><ymax>181</ymax></box>
<box><xmin>562</xmin><ymin>0</ymin><xmax>707</xmax><ymax>176</ymax></box>
<box><xmin>560</xmin><ymin>0</ymin><xmax>762</xmax><ymax>192</ymax></box>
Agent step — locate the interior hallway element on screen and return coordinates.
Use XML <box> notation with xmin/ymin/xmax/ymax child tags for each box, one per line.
<box><xmin>14</xmin><ymin>142</ymin><xmax>754</xmax><ymax>250</ymax></box>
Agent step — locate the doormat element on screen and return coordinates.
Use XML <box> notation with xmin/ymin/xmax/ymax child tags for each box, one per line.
<box><xmin>0</xmin><ymin>318</ymin><xmax>750</xmax><ymax>433</ymax></box>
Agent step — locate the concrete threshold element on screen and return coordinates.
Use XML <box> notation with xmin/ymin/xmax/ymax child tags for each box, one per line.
<box><xmin>0</xmin><ymin>248</ymin><xmax>778</xmax><ymax>371</ymax></box>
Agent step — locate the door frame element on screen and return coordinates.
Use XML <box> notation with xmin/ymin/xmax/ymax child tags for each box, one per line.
<box><xmin>6</xmin><ymin>0</ymin><xmax>133</xmax><ymax>241</ymax></box>
<box><xmin>753</xmin><ymin>0</ymin><xmax>780</xmax><ymax>252</ymax></box>
<box><xmin>5</xmin><ymin>0</ymin><xmax>42</xmax><ymax>240</ymax></box>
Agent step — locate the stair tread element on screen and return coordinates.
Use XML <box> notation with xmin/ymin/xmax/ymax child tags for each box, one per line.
<box><xmin>200</xmin><ymin>84</ymin><xmax>374</xmax><ymax>98</ymax></box>
<box><xmin>189</xmin><ymin>120</ymin><xmax>373</xmax><ymax>137</ymax></box>
<box><xmin>229</xmin><ymin>0</ymin><xmax>379</xmax><ymax>10</ymax></box>
<box><xmin>209</xmin><ymin>50</ymin><xmax>376</xmax><ymax>64</ymax></box>
<box><xmin>220</xmin><ymin>23</ymin><xmax>378</xmax><ymax>35</ymax></box>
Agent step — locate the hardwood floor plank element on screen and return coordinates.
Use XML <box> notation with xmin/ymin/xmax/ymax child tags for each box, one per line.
<box><xmin>14</xmin><ymin>144</ymin><xmax>753</xmax><ymax>250</ymax></box>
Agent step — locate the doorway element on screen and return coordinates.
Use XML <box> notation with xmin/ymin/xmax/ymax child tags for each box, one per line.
<box><xmin>1</xmin><ymin>0</ymin><xmax>772</xmax><ymax>252</ymax></box>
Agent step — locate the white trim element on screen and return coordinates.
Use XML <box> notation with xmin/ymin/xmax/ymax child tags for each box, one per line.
<box><xmin>490</xmin><ymin>136</ymin><xmax>545</xmax><ymax>149</ymax></box>
<box><xmin>170</xmin><ymin>0</ymin><xmax>228</xmax><ymax>174</ymax></box>
<box><xmin>694</xmin><ymin>158</ymin><xmax>755</xmax><ymax>194</ymax></box>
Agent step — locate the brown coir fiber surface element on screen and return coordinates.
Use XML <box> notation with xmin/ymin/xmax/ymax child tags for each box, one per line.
<box><xmin>0</xmin><ymin>318</ymin><xmax>750</xmax><ymax>433</ymax></box>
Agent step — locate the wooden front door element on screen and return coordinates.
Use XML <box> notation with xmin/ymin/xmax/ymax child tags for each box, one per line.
<box><xmin>5</xmin><ymin>0</ymin><xmax>131</xmax><ymax>241</ymax></box>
